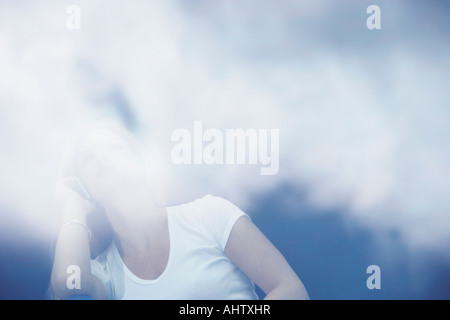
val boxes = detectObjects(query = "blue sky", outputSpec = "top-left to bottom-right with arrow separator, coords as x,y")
0,0 -> 449,299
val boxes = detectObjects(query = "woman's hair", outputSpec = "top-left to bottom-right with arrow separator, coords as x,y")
55,120 -> 166,258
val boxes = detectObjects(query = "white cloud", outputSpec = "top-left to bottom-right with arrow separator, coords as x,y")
0,0 -> 449,252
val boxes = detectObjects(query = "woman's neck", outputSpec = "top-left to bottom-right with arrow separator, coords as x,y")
102,184 -> 168,257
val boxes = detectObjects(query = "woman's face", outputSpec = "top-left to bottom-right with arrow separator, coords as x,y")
76,128 -> 144,201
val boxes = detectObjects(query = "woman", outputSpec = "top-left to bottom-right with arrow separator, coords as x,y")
50,121 -> 309,300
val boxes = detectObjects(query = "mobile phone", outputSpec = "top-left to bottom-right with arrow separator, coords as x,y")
63,177 -> 93,201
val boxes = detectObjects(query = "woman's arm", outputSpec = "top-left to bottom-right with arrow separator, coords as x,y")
225,216 -> 309,300
50,178 -> 106,300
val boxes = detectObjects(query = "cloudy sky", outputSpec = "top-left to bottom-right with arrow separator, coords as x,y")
0,0 -> 449,298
